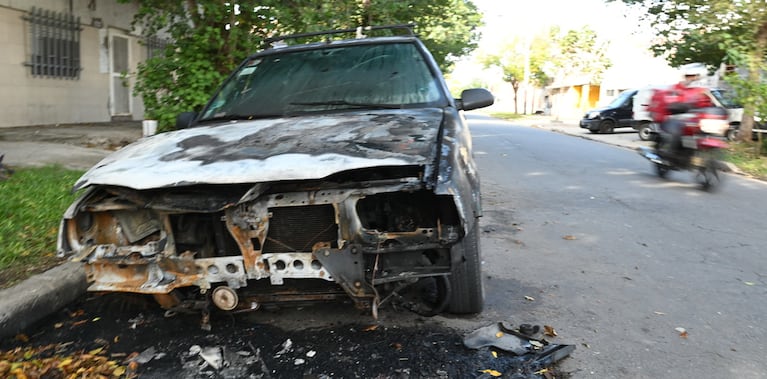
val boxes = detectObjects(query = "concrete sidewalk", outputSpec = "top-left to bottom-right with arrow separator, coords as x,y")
0,121 -> 143,170
0,122 -> 144,339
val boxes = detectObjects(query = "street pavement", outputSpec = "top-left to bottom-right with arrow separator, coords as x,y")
0,116 -> 740,339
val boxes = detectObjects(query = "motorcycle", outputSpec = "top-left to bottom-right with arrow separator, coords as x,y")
638,106 -> 730,191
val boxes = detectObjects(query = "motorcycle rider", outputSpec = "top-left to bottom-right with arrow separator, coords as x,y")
648,63 -> 714,153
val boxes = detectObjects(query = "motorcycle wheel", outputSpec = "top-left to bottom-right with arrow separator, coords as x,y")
654,163 -> 669,178
697,160 -> 722,191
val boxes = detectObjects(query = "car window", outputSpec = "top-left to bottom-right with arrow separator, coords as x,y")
709,89 -> 741,109
201,42 -> 446,120
606,91 -> 634,108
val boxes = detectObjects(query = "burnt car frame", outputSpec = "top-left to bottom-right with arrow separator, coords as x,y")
57,25 -> 494,319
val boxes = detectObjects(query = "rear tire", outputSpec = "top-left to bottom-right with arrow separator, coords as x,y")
447,218 -> 484,314
726,128 -> 739,141
655,163 -> 669,178
638,123 -> 653,141
698,160 -> 722,191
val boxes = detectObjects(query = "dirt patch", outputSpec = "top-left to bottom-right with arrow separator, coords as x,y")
0,255 -> 66,290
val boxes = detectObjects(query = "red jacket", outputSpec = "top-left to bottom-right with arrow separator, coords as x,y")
648,83 -> 714,123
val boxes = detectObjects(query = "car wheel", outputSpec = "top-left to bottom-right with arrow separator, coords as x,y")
726,128 -> 739,141
638,123 -> 653,141
599,120 -> 615,133
448,217 -> 484,314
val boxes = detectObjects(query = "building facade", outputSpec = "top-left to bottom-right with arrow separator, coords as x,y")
0,0 -> 147,128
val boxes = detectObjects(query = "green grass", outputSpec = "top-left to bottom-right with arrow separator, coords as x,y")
0,166 -> 84,284
724,141 -> 767,180
488,112 -> 527,121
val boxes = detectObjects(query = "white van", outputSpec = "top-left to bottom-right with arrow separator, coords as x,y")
632,86 -> 743,140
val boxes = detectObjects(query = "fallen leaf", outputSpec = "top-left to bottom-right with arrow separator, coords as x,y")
68,309 -> 85,318
70,320 -> 88,328
480,369 -> 502,377
92,317 -> 101,322
529,340 -> 544,349
390,343 -> 402,350
14,334 -> 29,343
54,323 -> 64,329
744,281 -> 755,286
543,325 -> 558,337
675,327 -> 688,338
562,235 -> 577,240
113,336 -> 120,343
362,325 -> 378,332
653,311 -> 666,315
89,347 -> 104,355
524,296 -> 535,301
495,331 -> 504,338
491,351 -> 498,358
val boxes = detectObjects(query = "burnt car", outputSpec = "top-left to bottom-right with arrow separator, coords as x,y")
57,25 -> 494,320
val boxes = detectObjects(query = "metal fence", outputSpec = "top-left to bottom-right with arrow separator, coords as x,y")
23,7 -> 82,79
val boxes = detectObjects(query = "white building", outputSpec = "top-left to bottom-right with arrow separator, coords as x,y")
0,0 -> 148,128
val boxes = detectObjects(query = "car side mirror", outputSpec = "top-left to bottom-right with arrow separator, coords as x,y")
458,88 -> 494,111
176,112 -> 197,129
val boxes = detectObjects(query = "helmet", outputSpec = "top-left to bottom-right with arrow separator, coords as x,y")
680,63 -> 706,86
681,63 -> 706,77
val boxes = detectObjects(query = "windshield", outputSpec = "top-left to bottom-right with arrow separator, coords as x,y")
200,42 -> 447,120
606,90 -> 634,108
710,89 -> 741,109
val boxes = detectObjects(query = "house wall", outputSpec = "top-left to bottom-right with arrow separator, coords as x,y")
0,1 -> 145,128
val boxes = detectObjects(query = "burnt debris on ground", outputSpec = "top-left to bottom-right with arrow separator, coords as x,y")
1,294 -> 574,378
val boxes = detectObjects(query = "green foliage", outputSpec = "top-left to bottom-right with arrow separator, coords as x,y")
479,26 -> 610,114
123,0 -> 483,131
550,26 -> 612,84
0,166 -> 84,271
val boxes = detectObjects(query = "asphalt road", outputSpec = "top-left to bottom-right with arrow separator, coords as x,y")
3,115 -> 766,378
469,114 -> 767,378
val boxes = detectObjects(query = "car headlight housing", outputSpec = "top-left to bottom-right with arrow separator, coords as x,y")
588,111 -> 601,119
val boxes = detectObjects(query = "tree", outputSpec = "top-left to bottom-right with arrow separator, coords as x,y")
549,26 -> 612,85
480,26 -> 610,114
123,0 -> 483,131
613,0 -> 767,142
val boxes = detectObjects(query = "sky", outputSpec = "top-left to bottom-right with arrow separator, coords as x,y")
450,0 -> 680,98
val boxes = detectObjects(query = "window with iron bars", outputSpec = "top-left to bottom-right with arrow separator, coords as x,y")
144,36 -> 168,59
23,7 -> 82,79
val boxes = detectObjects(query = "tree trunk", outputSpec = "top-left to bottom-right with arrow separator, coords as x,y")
741,20 -> 767,141
512,82 -> 520,114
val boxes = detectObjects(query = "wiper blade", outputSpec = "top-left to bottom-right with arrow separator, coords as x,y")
197,113 -> 283,123
290,100 -> 402,109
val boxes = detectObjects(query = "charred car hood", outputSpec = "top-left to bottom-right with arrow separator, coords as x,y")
74,109 -> 444,191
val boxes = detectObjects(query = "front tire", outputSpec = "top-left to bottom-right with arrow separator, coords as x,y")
447,218 -> 484,314
698,160 -> 722,191
599,119 -> 615,134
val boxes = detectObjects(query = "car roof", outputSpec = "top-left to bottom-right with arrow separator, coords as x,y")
259,35 -> 424,55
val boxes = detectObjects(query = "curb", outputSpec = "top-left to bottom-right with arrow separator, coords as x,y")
0,262 -> 87,339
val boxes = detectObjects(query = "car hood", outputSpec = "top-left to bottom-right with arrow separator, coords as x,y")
74,109 -> 444,191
